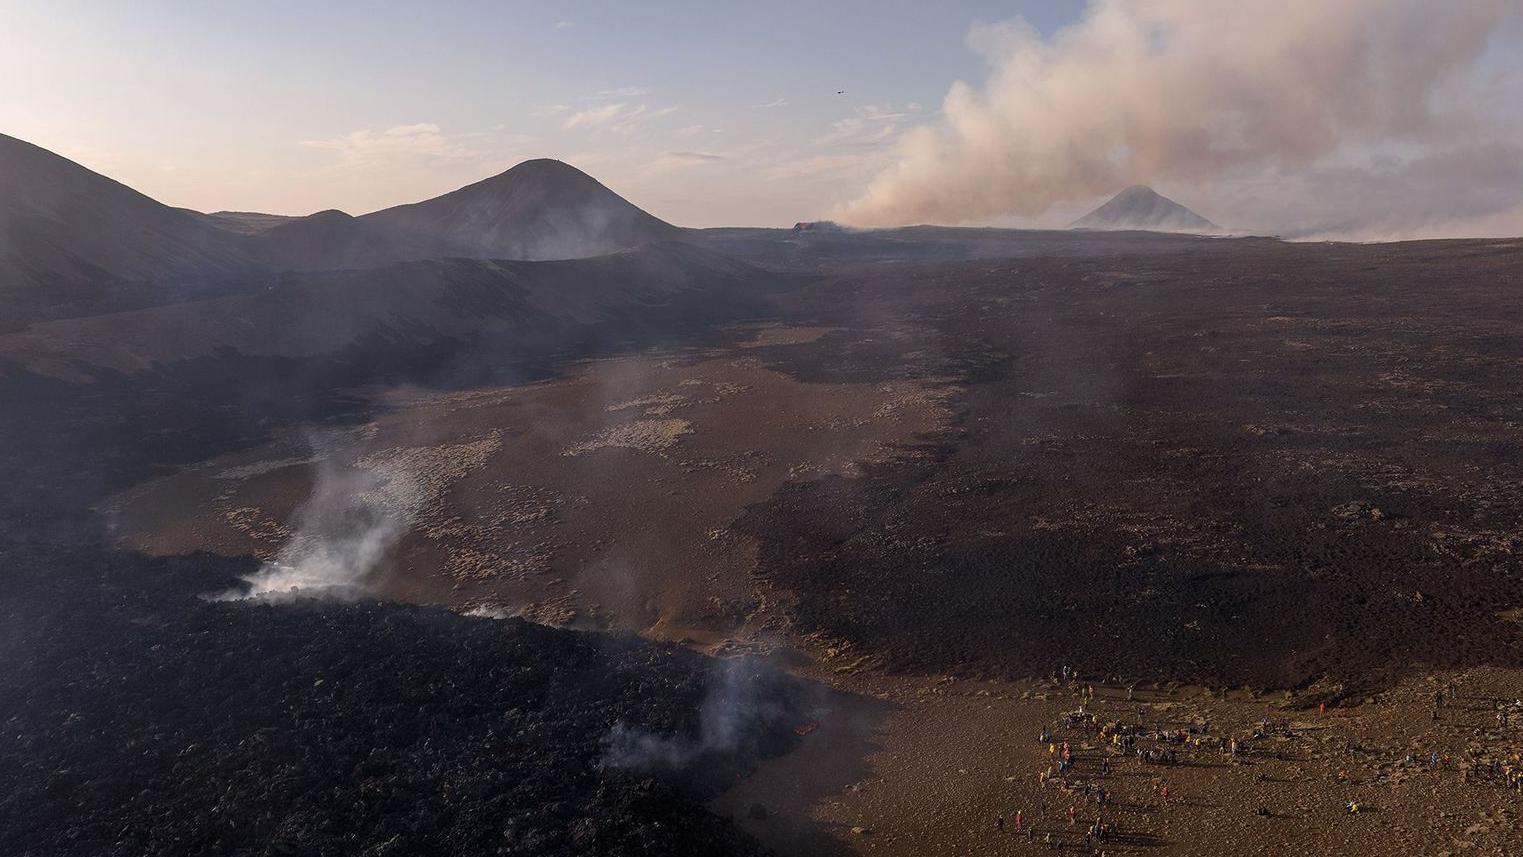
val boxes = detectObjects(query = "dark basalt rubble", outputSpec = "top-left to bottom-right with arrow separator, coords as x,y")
737,243 -> 1523,696
0,545 -> 804,857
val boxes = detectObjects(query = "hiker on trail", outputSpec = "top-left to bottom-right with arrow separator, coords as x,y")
1015,811 -> 1024,831
1069,805 -> 1077,826
997,815 -> 1005,832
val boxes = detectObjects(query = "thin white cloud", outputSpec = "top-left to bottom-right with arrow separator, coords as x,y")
295,124 -> 540,196
300,123 -> 484,164
596,86 -> 651,99
818,103 -> 923,147
666,151 -> 726,163
642,150 -> 728,176
753,97 -> 790,109
767,149 -> 895,181
562,102 -> 679,134
554,20 -> 574,29
562,103 -> 625,129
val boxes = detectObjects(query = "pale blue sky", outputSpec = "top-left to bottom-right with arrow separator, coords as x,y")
0,0 -> 1087,225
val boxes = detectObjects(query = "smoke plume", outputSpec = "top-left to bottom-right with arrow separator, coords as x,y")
839,0 -> 1521,236
214,434 -> 408,602
215,454 -> 406,602
213,430 -> 502,602
603,657 -> 791,771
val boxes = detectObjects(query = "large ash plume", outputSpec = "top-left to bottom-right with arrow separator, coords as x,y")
840,0 -> 1522,237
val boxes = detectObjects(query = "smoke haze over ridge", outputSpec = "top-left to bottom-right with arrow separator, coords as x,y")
839,0 -> 1523,238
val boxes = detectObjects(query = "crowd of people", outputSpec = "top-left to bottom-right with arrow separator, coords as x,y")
997,670 -> 1194,854
980,671 -> 1523,853
993,669 -> 1371,853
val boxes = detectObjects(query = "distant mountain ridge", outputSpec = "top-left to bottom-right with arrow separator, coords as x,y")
360,158 -> 680,262
0,133 -> 254,324
254,159 -> 681,272
0,134 -> 684,324
250,209 -> 458,272
1072,186 -> 1217,233
188,210 -> 296,235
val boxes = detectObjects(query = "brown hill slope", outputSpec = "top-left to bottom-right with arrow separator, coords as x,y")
0,134 -> 254,325
359,158 -> 681,261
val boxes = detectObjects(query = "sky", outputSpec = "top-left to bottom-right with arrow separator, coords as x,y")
0,0 -> 1083,226
2,1 -> 1520,237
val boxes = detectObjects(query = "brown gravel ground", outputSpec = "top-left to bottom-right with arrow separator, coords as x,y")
716,664 -> 1523,856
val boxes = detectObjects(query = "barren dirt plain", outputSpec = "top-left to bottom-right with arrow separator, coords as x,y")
10,229 -> 1523,855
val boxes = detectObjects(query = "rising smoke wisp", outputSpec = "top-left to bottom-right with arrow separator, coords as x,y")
215,453 -> 407,602
604,657 -> 793,771
215,430 -> 503,602
839,0 -> 1522,237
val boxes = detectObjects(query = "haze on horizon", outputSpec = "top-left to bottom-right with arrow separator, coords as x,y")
3,0 -> 1521,239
